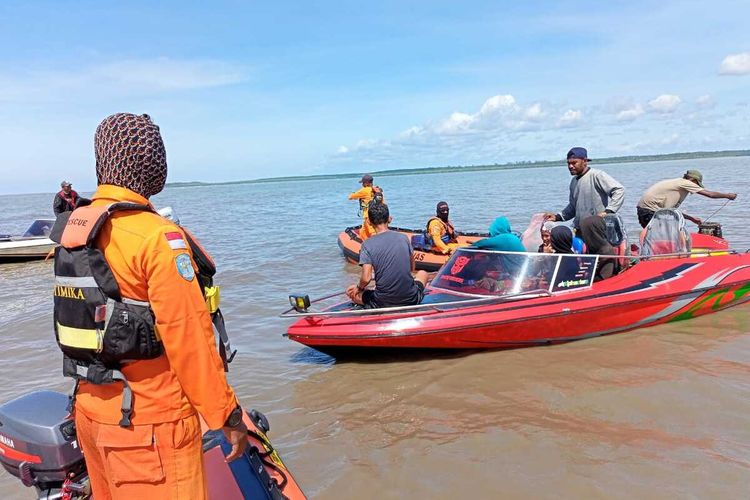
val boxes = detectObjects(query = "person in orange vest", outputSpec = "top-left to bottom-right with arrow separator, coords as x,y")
427,201 -> 459,254
348,173 -> 384,240
53,113 -> 247,499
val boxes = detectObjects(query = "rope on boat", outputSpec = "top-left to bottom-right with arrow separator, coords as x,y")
703,199 -> 731,223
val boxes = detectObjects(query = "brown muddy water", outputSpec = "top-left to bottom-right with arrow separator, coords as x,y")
1,157 -> 749,498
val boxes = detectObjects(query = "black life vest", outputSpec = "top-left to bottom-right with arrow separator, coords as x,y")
426,217 -> 457,245
358,186 -> 385,214
51,203 -> 235,427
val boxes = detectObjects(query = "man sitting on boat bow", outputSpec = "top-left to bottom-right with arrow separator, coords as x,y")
346,201 -> 429,309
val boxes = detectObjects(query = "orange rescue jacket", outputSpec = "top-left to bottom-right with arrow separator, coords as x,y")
73,185 -> 238,430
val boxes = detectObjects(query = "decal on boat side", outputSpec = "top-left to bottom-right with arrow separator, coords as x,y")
451,255 -> 470,275
670,281 -> 750,321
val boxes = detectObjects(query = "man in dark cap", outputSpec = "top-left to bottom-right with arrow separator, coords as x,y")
348,173 -> 385,240
52,180 -> 80,215
636,169 -> 737,228
545,147 -> 625,229
426,201 -> 459,254
55,113 -> 247,498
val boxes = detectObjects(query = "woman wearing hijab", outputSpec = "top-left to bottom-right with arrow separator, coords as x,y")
472,216 -> 526,252
549,226 -> 575,254
578,215 -> 618,281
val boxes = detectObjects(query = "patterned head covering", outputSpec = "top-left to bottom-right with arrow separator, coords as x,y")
95,113 -> 167,199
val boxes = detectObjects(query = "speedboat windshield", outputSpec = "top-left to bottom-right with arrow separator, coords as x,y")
23,219 -> 54,237
641,209 -> 690,256
432,248 -> 598,296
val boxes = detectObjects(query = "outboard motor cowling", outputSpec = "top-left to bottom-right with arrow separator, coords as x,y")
0,391 -> 85,494
698,222 -> 723,239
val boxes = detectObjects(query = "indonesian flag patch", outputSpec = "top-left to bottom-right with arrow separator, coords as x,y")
165,231 -> 187,250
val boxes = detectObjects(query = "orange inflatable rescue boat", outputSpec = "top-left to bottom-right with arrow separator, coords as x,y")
338,225 -> 487,272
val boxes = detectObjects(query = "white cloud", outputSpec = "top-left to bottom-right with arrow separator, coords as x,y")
648,94 -> 681,113
335,93 -> 558,157
329,84 -> 735,168
611,133 -> 681,154
93,59 -> 245,91
524,103 -> 545,121
355,139 -> 378,149
719,52 -> 750,75
661,133 -> 680,146
336,145 -> 349,154
400,126 -> 424,138
437,112 -> 475,134
696,94 -> 715,108
0,58 -> 246,102
478,94 -> 517,116
616,104 -> 645,121
557,109 -> 583,128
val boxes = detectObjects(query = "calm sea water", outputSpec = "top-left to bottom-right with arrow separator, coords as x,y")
1,157 -> 749,498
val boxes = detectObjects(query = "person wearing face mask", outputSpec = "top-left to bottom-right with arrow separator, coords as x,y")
544,147 -> 625,230
426,201 -> 459,254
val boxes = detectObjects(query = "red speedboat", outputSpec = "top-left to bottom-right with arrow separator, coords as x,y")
285,230 -> 749,351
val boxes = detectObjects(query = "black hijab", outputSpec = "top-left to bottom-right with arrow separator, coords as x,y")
550,226 -> 574,253
579,216 -> 615,255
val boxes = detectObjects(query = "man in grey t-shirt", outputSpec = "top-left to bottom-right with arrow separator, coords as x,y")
545,147 -> 625,229
346,202 -> 428,308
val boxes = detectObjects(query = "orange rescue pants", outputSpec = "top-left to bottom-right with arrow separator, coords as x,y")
359,217 -> 375,240
75,410 -> 208,500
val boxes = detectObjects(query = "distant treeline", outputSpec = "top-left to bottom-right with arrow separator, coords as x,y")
166,149 -> 750,188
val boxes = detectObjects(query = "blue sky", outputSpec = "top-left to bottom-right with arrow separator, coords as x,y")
0,0 -> 748,194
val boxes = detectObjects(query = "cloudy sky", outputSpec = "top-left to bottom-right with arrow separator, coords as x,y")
0,0 -> 748,194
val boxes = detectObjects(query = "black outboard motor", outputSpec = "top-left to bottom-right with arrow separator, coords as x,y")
0,391 -> 89,499
698,222 -> 723,239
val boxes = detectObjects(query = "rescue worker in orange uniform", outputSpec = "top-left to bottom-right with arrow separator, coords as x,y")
58,114 -> 247,499
348,173 -> 384,240
427,201 -> 459,254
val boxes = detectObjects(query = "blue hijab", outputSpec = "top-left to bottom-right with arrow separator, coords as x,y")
472,217 -> 526,252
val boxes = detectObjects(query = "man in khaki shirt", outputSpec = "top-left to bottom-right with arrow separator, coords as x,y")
636,169 -> 737,228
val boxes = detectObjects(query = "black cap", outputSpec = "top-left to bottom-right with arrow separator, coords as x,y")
360,174 -> 374,184
437,201 -> 449,212
566,147 -> 588,160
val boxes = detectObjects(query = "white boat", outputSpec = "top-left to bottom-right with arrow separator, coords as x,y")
0,219 -> 56,263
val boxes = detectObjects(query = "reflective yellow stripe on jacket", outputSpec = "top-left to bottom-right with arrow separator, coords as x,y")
57,323 -> 101,351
